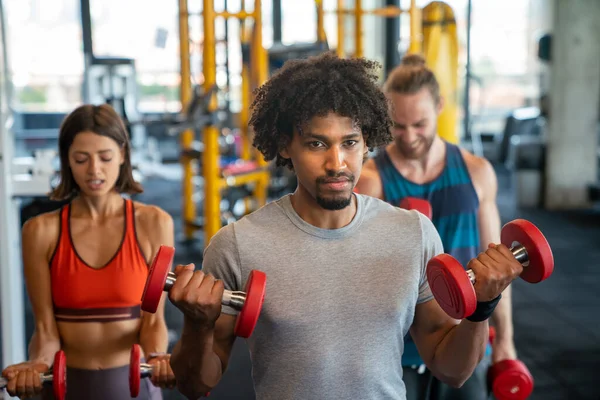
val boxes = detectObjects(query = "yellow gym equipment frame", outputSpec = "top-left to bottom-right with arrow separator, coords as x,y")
178,0 -> 270,246
333,0 -> 422,58
422,1 -> 459,144
332,0 -> 459,144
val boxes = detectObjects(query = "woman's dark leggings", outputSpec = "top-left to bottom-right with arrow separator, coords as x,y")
41,364 -> 163,400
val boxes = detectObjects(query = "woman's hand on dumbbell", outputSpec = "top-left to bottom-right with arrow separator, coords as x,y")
168,264 -> 225,329
1,360 -> 49,398
147,354 -> 176,390
491,336 -> 517,364
468,243 -> 524,302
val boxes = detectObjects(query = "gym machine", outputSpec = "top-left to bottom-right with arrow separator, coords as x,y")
79,0 -> 159,180
1,144 -> 60,372
0,0 -> 68,371
333,0 -> 422,59
0,103 -> 61,378
332,0 -> 459,145
265,0 -> 330,73
178,0 -> 271,246
0,0 -> 22,372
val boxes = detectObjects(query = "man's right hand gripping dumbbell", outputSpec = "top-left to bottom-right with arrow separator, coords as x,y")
169,263 -> 227,330
141,245 -> 267,338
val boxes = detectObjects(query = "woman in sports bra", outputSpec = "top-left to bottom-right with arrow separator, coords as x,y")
1,104 -> 175,399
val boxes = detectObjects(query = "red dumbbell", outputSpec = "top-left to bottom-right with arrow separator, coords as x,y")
129,344 -> 209,398
0,351 -> 67,400
141,245 -> 267,338
426,219 -> 554,319
128,344 -> 152,398
487,327 -> 534,399
488,359 -> 534,400
399,197 -> 433,220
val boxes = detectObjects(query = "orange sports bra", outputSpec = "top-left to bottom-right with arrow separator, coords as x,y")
49,199 -> 150,323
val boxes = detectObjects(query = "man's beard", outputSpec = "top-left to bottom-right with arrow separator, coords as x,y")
315,172 -> 354,210
396,133 -> 435,160
316,194 -> 353,210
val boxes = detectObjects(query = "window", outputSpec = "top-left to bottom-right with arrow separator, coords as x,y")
4,0 -> 84,112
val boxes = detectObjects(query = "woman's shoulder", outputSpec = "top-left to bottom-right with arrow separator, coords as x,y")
22,207 -> 62,251
131,200 -> 173,229
23,207 -> 62,232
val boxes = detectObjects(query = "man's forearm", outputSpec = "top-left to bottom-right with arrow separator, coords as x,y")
430,320 -> 488,387
170,318 -> 223,399
490,284 -> 514,341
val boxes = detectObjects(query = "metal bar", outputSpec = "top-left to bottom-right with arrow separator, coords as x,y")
79,0 -> 93,57
408,0 -> 422,54
355,0 -> 363,57
202,0 -> 222,244
219,171 -> 270,190
272,0 -> 282,43
216,11 -> 255,19
463,0 -> 472,141
240,33 -> 251,162
224,0 -> 230,111
239,1 -> 252,214
328,9 -> 356,15
337,0 -> 344,57
178,0 -> 196,239
253,0 -> 268,88
0,0 -> 26,370
384,0 -> 401,76
316,0 -> 326,43
80,0 -> 93,102
328,7 -> 404,16
251,0 -> 269,209
368,6 -> 403,17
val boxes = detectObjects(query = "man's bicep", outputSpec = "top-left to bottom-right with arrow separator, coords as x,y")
201,224 -> 242,315
416,213 -> 445,299
411,212 -> 452,366
410,299 -> 459,368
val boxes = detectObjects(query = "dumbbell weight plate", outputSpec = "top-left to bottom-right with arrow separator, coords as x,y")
399,197 -> 433,220
426,254 -> 477,320
129,344 -> 142,397
53,350 -> 67,400
488,359 -> 534,400
141,246 -> 175,313
233,270 -> 267,338
501,219 -> 554,283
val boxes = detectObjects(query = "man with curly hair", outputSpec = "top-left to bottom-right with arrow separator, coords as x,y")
167,52 -> 520,400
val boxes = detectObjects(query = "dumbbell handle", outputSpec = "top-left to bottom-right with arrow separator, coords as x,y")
140,363 -> 153,379
164,272 -> 247,310
0,372 -> 53,387
466,243 -> 529,284
138,363 -> 209,398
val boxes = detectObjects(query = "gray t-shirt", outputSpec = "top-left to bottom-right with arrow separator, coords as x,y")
202,193 -> 444,400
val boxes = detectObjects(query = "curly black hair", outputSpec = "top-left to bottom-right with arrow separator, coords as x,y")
249,51 -> 393,169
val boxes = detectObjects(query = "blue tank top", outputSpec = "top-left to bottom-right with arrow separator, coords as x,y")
373,141 -> 491,365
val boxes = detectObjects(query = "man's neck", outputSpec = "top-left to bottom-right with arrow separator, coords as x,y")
289,186 -> 357,230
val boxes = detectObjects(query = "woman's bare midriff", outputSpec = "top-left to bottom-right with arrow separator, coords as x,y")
57,318 -> 143,369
